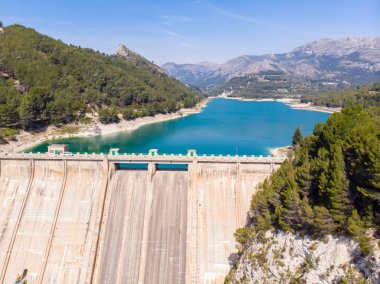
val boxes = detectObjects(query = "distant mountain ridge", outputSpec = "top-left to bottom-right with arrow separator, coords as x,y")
162,37 -> 380,94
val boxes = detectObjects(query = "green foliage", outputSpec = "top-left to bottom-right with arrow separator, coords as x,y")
98,108 -> 120,124
302,82 -> 380,108
236,105 -> 380,245
234,227 -> 254,245
0,128 -> 19,144
0,24 -> 202,131
358,236 -> 374,256
347,210 -> 365,236
292,127 -> 303,146
210,71 -> 338,98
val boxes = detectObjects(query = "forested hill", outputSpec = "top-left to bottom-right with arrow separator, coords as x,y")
228,95 -> 380,281
301,82 -> 380,108
246,105 -> 380,238
0,25 -> 202,131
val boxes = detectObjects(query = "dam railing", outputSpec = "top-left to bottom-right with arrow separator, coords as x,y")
0,150 -> 286,164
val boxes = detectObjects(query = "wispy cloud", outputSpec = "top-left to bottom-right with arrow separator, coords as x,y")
161,15 -> 192,23
157,29 -> 196,49
208,3 -> 268,26
178,42 -> 196,49
201,1 -> 289,33
157,28 -> 195,42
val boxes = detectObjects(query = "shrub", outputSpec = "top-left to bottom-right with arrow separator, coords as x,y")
358,236 -> 374,256
98,108 -> 120,124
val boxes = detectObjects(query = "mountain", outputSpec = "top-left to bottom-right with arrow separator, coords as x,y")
116,44 -> 164,73
0,25 -> 201,131
162,37 -> 380,95
161,61 -> 224,90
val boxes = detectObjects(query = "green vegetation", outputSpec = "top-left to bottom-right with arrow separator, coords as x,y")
0,25 -> 202,134
292,127 -> 302,146
301,82 -> 380,108
210,71 -> 338,98
98,108 -> 120,124
235,104 -> 380,254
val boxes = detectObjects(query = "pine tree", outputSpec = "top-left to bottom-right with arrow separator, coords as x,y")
325,143 -> 351,226
313,206 -> 336,235
296,197 -> 315,233
292,127 -> 303,146
347,209 -> 365,236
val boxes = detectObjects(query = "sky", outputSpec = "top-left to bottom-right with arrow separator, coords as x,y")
1,0 -> 379,64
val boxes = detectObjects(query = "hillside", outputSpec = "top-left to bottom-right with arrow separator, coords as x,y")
227,100 -> 380,282
116,44 -> 164,73
162,61 -> 224,90
0,25 -> 202,133
162,37 -> 380,96
301,81 -> 380,108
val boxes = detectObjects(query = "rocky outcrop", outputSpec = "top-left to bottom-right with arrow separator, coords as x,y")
117,44 -> 164,73
227,231 -> 380,283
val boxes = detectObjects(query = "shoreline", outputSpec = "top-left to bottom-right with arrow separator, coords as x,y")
278,99 -> 341,114
214,95 -> 340,113
270,145 -> 292,157
1,98 -> 209,154
0,96 -> 334,155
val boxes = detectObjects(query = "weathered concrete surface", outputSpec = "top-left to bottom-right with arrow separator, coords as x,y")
3,160 -> 64,283
95,170 -> 188,284
0,159 -> 32,276
187,163 -> 277,283
0,158 -> 280,284
41,161 -> 107,283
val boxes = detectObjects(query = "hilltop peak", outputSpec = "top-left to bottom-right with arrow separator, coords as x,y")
292,37 -> 380,57
116,44 -> 163,73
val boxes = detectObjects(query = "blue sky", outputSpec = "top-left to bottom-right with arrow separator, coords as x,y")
1,0 -> 379,64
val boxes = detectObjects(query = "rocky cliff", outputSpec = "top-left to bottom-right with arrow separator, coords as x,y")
117,44 -> 164,73
226,231 -> 380,283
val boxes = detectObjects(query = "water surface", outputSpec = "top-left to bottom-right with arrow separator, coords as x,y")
30,99 -> 330,155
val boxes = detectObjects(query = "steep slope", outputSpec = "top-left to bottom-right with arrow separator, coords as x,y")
226,102 -> 380,283
162,37 -> 380,94
116,44 -> 164,73
162,61 -> 224,90
0,25 -> 201,131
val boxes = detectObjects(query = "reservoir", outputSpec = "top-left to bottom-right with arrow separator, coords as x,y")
30,99 -> 330,155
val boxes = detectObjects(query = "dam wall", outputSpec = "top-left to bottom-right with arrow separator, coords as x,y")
0,154 -> 283,283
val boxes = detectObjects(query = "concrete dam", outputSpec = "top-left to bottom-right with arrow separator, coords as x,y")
0,151 -> 284,283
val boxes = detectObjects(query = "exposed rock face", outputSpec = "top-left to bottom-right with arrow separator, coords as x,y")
116,44 -> 164,73
161,61 -> 223,89
226,231 -> 380,283
162,37 -> 380,91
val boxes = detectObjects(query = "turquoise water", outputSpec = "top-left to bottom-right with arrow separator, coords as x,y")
30,99 -> 330,155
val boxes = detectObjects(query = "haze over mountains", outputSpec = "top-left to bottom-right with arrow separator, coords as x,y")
162,37 -> 380,94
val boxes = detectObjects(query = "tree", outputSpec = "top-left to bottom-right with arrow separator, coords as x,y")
0,103 -> 19,128
19,87 -> 52,129
292,127 -> 303,146
98,108 -> 120,124
325,143 -> 350,226
347,209 -> 365,236
313,206 -> 336,235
